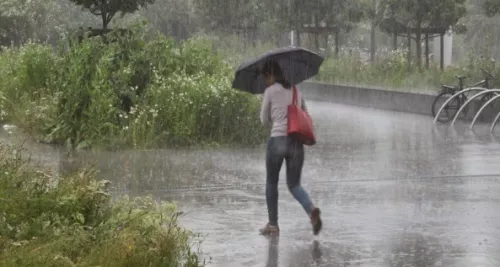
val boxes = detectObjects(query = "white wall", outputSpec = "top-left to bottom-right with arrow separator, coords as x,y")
433,30 -> 453,67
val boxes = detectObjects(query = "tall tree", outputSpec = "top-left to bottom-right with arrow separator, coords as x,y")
360,0 -> 389,61
69,0 -> 155,29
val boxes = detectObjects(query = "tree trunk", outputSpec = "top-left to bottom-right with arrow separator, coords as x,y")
415,28 -> 422,70
370,0 -> 377,62
440,33 -> 444,70
407,33 -> 412,71
172,20 -> 179,40
393,33 -> 397,50
243,30 -> 247,51
335,31 -> 340,57
324,34 -> 329,56
425,34 -> 429,68
251,23 -> 257,47
102,15 -> 108,30
370,21 -> 376,62
314,32 -> 320,52
101,5 -> 108,30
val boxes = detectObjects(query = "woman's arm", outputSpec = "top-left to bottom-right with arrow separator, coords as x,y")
295,86 -> 308,112
301,97 -> 308,112
260,89 -> 272,127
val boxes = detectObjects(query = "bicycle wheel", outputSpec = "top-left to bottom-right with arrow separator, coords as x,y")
432,91 -> 462,123
476,93 -> 496,120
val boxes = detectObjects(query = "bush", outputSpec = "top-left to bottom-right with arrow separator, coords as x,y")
0,25 -> 266,150
0,143 -> 205,266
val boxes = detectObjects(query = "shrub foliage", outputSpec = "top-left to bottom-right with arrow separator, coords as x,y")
0,143 -> 206,266
0,26 -> 266,149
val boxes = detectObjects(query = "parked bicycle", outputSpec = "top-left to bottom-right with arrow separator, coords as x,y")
431,68 -> 495,123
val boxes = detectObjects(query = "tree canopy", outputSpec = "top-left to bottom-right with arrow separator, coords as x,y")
69,0 -> 155,29
311,0 -> 364,54
194,0 -> 266,33
380,0 -> 466,34
380,0 -> 466,68
483,0 -> 500,16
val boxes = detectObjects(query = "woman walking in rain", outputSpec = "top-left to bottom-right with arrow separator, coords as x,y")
258,59 -> 322,236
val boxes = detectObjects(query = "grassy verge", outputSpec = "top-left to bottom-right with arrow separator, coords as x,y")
0,143 -> 205,266
0,25 -> 267,150
315,50 -> 500,94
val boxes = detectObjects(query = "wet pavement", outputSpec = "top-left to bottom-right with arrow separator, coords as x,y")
169,102 -> 500,267
2,101 -> 500,266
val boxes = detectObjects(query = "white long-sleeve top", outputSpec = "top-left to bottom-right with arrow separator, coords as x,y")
260,83 -> 307,137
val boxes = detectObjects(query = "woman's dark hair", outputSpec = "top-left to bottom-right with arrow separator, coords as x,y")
262,59 -> 292,89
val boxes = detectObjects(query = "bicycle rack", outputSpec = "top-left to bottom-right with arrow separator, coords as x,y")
491,111 -> 500,132
433,87 -> 488,124
470,93 -> 500,130
451,89 -> 500,126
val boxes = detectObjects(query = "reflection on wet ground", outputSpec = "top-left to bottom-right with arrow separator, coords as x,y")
2,101 -> 500,266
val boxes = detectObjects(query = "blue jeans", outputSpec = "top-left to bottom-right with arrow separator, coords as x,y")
266,136 -> 314,226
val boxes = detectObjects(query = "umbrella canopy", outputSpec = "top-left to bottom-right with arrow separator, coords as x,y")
231,46 -> 325,94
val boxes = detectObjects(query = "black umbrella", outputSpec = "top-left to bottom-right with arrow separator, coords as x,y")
231,46 -> 325,94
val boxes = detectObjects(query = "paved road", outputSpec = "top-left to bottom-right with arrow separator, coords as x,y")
3,101 -> 500,267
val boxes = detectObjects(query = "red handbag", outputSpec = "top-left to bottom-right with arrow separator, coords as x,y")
287,85 -> 316,146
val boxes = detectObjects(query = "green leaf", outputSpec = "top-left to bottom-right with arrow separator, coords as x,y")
74,213 -> 85,224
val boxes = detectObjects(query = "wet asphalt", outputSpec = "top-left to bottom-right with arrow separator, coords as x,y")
2,101 -> 500,266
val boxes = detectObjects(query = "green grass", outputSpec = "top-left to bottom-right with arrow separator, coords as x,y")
0,143 -> 206,267
0,26 -> 267,150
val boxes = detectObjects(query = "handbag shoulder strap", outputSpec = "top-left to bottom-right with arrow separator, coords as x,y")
292,85 -> 298,105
